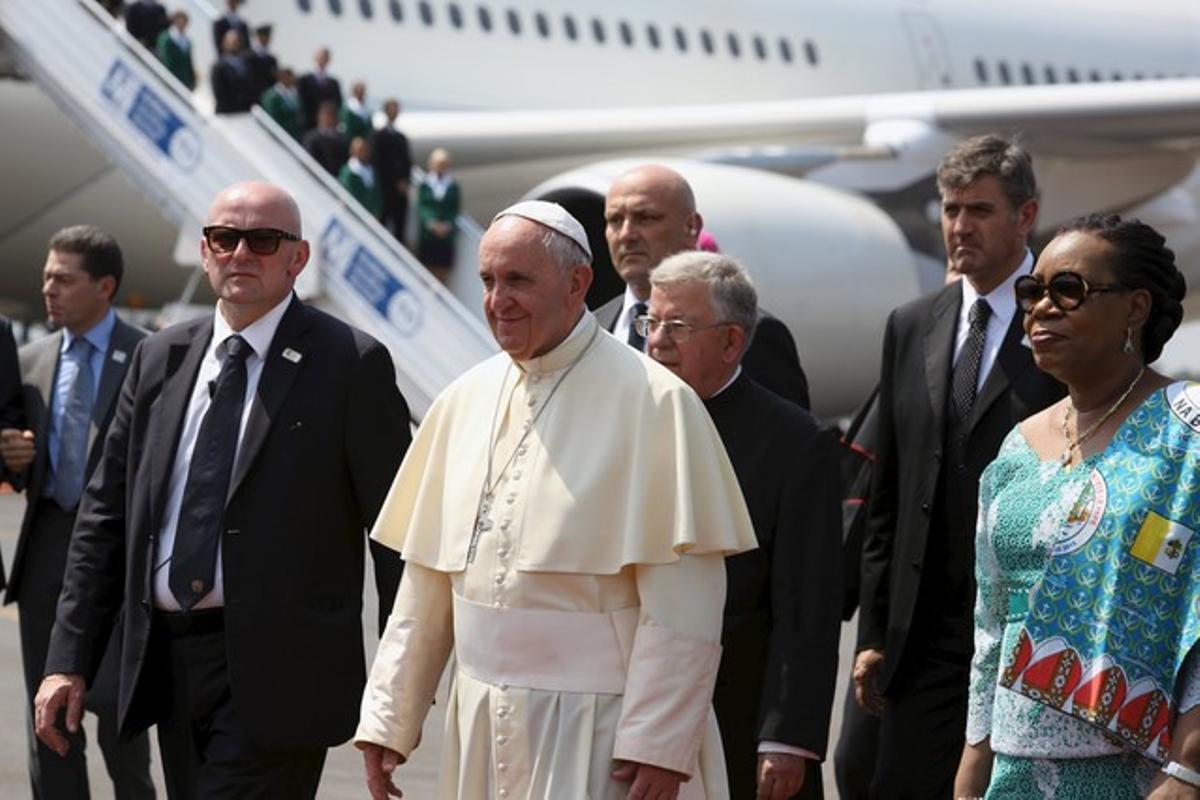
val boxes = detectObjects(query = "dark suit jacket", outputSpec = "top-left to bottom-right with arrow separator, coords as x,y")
297,71 -> 344,131
211,55 -> 254,113
45,297 -> 412,751
594,294 -> 811,409
212,14 -> 250,52
3,318 -> 144,605
124,0 -> 169,49
371,126 -> 413,195
706,374 -> 841,798
302,127 -> 349,177
857,281 -> 1063,689
245,48 -> 278,99
0,316 -> 25,592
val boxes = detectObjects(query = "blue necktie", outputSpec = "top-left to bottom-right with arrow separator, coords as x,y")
53,337 -> 95,510
169,335 -> 250,610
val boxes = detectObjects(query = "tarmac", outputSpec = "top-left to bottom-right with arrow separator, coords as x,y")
0,491 -> 855,798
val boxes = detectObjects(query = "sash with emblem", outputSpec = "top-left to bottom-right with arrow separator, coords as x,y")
998,382 -> 1200,762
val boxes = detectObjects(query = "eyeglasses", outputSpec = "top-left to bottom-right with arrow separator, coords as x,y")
1013,271 -> 1129,313
202,226 -> 300,255
634,315 -> 732,342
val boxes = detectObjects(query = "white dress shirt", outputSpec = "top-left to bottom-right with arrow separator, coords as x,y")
952,250 -> 1033,391
152,294 -> 293,610
613,285 -> 648,350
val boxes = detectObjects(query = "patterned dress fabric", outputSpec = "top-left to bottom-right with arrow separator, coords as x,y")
968,395 -> 1200,797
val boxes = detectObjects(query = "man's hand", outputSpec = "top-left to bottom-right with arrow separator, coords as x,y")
34,673 -> 86,757
362,742 -> 406,799
757,752 -> 808,800
0,428 -> 35,474
853,648 -> 887,716
612,759 -> 686,799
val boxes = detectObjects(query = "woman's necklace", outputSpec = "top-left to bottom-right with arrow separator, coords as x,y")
1058,365 -> 1145,466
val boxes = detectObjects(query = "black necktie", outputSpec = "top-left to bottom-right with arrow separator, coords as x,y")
626,302 -> 648,351
169,335 -> 251,610
951,299 -> 992,421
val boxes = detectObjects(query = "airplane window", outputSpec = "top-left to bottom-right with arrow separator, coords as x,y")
328,0 -> 342,16
563,15 -> 578,41
449,3 -> 463,28
727,32 -> 741,59
1089,69 -> 1101,81
359,0 -> 373,18
591,18 -> 606,43
298,0 -> 311,10
700,29 -> 714,55
646,24 -> 660,49
753,35 -> 767,61
1021,63 -> 1035,84
1066,67 -> 1080,83
779,38 -> 793,63
998,62 -> 1011,85
974,58 -> 988,83
619,21 -> 633,47
804,39 -> 818,66
1112,71 -> 1123,81
1133,72 -> 1145,81
507,8 -> 521,34
1044,65 -> 1057,84
417,0 -> 432,24
674,26 -> 688,52
535,11 -> 549,37
477,5 -> 491,30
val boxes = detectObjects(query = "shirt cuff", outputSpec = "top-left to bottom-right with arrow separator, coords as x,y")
757,741 -> 820,760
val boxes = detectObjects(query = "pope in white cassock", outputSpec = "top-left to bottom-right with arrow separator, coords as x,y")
355,201 -> 757,799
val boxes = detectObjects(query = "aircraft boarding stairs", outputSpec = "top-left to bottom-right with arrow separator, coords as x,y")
0,0 -> 495,417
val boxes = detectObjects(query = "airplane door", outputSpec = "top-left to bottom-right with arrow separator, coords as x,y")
900,10 -> 953,88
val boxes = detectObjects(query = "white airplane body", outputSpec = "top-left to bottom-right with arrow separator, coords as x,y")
3,0 -> 1200,412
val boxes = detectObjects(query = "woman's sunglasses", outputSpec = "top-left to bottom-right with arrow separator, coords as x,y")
1014,271 -> 1129,313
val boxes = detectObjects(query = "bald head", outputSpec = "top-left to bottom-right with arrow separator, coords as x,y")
202,181 -> 309,330
604,164 -> 702,300
206,181 -> 302,236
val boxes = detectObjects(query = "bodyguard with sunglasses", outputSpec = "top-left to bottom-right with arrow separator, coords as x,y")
955,217 -> 1197,797
35,181 -> 412,798
853,135 -> 1064,798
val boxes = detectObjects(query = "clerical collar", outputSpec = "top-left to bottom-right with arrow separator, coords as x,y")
705,365 -> 743,400
515,310 -> 595,376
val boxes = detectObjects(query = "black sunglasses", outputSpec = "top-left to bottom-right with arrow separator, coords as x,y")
1014,271 -> 1129,313
202,226 -> 300,256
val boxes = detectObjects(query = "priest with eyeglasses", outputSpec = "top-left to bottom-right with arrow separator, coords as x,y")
356,200 -> 756,799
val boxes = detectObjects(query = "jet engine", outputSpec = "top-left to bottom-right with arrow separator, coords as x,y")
524,159 -> 921,416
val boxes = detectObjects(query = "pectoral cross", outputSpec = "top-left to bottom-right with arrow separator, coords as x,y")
466,494 -> 493,564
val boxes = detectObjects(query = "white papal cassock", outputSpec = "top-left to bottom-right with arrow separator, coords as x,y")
355,311 -> 757,798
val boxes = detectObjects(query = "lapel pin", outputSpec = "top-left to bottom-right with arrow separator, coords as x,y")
112,350 -> 127,363
282,348 -> 303,363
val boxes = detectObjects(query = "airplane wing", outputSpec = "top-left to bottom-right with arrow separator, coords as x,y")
399,78 -> 1200,168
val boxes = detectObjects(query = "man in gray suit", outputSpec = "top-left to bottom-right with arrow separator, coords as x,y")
0,225 -> 154,800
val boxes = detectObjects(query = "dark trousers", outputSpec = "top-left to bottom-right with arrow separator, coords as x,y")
870,645 -> 969,800
147,609 -> 326,799
16,500 -> 155,800
833,678 -> 880,800
380,188 -> 408,245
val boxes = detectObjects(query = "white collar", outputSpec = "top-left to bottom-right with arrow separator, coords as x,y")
960,249 -> 1032,323
213,292 -> 293,360
620,284 -> 648,320
706,365 -> 743,399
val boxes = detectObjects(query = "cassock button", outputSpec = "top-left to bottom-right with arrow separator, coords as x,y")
526,395 -> 537,407
522,419 -> 532,430
495,574 -> 506,584
496,735 -> 508,745
497,707 -> 508,718
499,789 -> 509,797
506,494 -> 516,504
512,470 -> 522,480
191,579 -> 205,594
517,446 -> 528,456
500,520 -> 511,530
498,762 -> 508,771
497,548 -> 509,559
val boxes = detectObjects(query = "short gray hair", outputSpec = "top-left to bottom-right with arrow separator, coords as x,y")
541,228 -> 592,270
936,134 -> 1038,211
651,251 -> 757,339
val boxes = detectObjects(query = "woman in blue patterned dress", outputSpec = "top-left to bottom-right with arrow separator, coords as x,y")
954,214 -> 1200,799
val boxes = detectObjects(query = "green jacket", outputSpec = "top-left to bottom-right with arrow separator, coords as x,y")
339,163 -> 383,217
339,106 -> 372,141
417,179 -> 461,244
261,86 -> 304,141
155,30 -> 195,90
